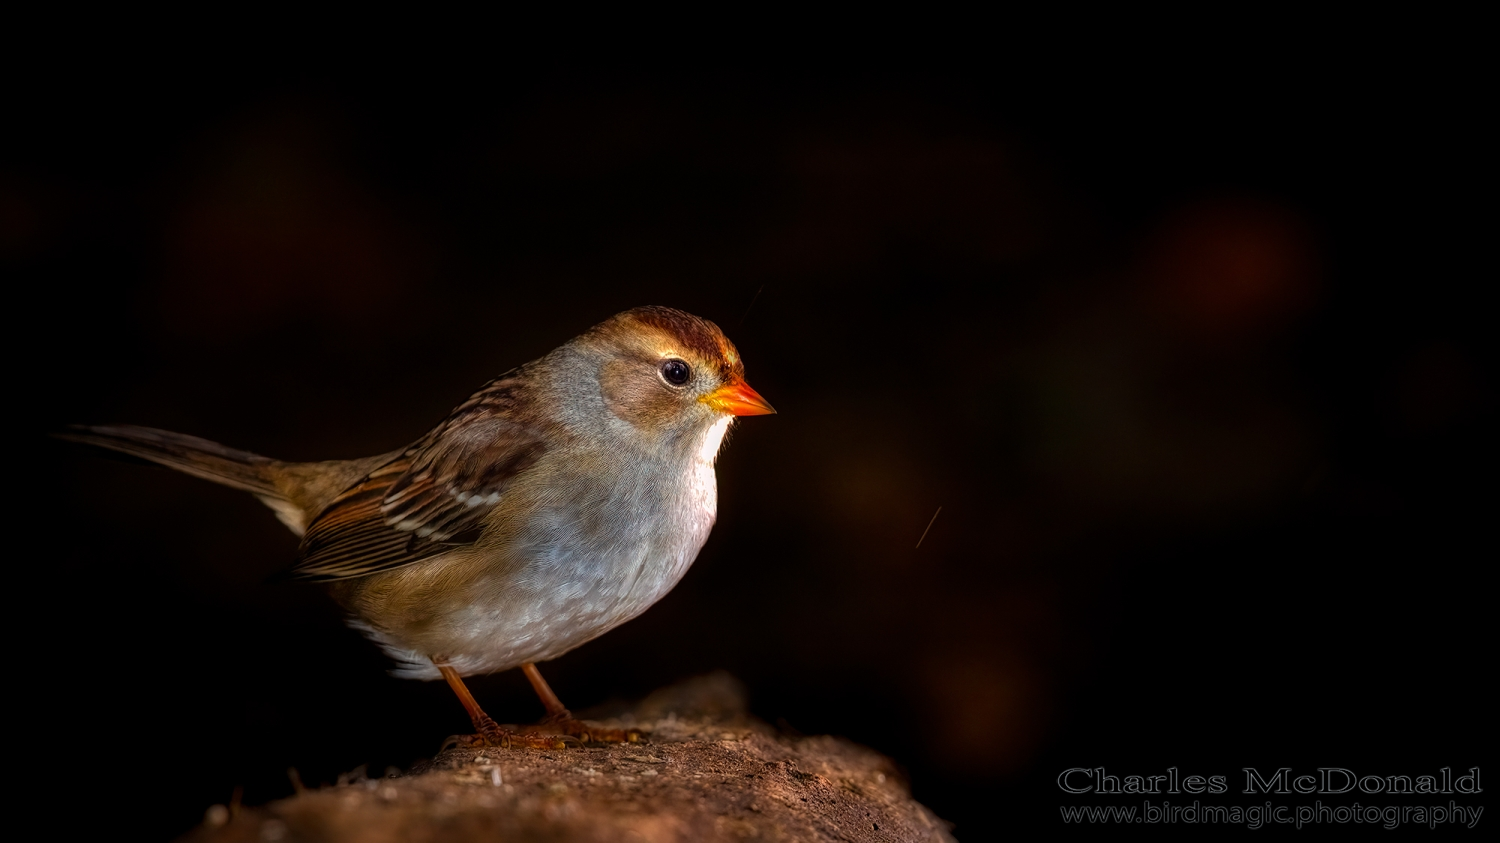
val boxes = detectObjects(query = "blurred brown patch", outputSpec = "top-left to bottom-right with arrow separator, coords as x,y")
157,107 -> 425,340
763,123 -> 1042,276
1011,295 -> 1314,525
918,644 -> 1047,777
1140,198 -> 1318,345
1393,342 -> 1486,433
0,183 -> 40,259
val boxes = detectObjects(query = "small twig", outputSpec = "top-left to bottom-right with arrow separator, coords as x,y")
738,284 -> 766,327
914,506 -> 942,549
288,767 -> 307,795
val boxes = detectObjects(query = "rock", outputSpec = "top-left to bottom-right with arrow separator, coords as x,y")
180,673 -> 954,842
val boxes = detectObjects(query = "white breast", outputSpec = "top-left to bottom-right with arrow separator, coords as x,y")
670,413 -> 733,577
366,413 -> 737,680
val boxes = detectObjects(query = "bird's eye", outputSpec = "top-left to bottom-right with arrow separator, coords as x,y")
660,359 -> 692,386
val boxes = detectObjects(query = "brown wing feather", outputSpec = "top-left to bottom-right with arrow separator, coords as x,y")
290,373 -> 546,582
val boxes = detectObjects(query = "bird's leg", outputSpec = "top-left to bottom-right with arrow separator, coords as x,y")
519,662 -> 645,744
437,663 -> 575,750
520,661 -> 570,719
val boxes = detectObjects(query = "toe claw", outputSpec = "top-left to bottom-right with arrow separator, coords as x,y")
442,732 -> 496,751
533,716 -> 650,745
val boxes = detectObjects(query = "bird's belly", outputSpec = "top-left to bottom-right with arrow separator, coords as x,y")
356,459 -> 718,680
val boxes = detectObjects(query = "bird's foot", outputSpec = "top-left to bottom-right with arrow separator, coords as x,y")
441,713 -> 581,751
441,730 -> 578,751
528,712 -> 647,745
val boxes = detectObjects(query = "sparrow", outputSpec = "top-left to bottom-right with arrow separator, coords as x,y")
61,306 -> 774,748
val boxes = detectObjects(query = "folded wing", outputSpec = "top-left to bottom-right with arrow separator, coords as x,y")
292,374 -> 545,581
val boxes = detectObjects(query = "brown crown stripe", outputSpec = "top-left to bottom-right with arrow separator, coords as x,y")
622,306 -> 745,382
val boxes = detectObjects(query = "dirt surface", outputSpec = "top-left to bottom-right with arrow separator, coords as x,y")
180,673 -> 954,842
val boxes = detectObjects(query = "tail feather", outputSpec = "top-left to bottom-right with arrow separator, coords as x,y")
56,424 -> 282,498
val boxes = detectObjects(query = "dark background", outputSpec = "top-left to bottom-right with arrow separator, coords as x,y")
8,58 -> 1487,838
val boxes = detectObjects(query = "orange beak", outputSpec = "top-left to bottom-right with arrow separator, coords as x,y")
701,380 -> 776,416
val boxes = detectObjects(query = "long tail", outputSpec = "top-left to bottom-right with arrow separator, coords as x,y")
58,424 -> 404,537
56,424 -> 281,497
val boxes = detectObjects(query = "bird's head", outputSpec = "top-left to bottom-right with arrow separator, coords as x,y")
582,306 -> 774,449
